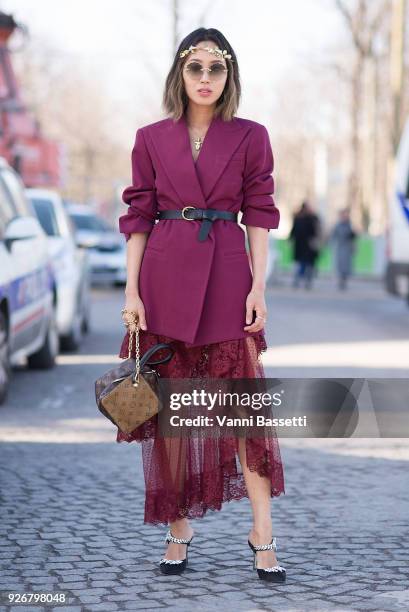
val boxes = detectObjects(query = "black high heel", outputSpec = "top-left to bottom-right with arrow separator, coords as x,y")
159,530 -> 194,575
248,536 -> 286,583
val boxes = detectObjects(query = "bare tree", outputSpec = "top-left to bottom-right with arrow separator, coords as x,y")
13,39 -> 129,210
389,0 -> 408,153
334,0 -> 390,230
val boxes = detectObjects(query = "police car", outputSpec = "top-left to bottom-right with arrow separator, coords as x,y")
0,159 -> 58,405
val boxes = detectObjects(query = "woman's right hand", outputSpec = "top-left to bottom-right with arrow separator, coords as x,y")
122,293 -> 147,331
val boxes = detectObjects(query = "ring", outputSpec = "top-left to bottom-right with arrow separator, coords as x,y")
122,309 -> 139,327
256,316 -> 266,321
121,309 -> 138,317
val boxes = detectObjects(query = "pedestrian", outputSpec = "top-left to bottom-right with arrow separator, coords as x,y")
289,200 -> 321,289
117,28 -> 286,583
330,207 -> 357,290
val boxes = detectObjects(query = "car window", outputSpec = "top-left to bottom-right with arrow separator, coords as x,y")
0,177 -> 17,237
30,197 -> 60,237
69,213 -> 111,232
0,169 -> 32,217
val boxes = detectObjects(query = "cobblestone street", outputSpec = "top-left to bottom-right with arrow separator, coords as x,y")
1,278 -> 409,611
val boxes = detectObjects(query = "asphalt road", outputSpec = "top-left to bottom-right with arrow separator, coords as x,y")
0,274 -> 408,612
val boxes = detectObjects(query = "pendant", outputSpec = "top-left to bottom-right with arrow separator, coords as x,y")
194,136 -> 203,151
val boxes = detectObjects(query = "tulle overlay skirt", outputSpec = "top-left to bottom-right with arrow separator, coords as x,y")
117,330 -> 285,525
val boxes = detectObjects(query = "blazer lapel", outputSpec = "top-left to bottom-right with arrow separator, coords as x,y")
149,114 -> 251,207
195,114 -> 250,201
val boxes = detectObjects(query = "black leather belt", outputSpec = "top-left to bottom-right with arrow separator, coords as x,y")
157,207 -> 238,241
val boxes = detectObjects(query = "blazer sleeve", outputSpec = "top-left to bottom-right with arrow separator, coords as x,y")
240,123 -> 280,232
118,128 -> 157,241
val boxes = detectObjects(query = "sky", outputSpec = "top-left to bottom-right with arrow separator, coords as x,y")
0,0 -> 344,141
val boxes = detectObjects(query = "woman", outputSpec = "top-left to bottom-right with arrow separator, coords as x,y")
117,27 -> 286,583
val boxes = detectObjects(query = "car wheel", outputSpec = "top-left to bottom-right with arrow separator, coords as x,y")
27,307 -> 59,369
81,294 -> 91,334
0,310 -> 11,405
81,314 -> 90,334
60,309 -> 83,351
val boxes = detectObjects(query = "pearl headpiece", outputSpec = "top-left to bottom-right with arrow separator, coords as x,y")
179,45 -> 233,61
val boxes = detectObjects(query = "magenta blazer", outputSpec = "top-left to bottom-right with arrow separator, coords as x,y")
118,114 -> 280,346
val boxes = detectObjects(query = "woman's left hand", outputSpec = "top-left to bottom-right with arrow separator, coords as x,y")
243,288 -> 267,332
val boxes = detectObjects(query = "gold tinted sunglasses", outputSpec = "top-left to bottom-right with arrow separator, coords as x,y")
183,61 -> 228,81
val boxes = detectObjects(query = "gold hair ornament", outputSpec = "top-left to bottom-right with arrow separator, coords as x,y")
179,45 -> 233,61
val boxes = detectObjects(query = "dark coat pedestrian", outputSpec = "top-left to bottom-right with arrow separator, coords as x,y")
289,201 -> 321,288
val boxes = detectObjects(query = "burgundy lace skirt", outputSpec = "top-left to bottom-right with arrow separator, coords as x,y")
117,330 -> 285,525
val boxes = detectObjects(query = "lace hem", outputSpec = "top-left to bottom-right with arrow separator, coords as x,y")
143,444 -> 285,525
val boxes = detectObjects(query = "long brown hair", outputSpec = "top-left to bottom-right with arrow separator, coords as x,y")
162,28 -> 241,122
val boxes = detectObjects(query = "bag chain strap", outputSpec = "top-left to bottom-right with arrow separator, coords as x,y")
121,309 -> 140,386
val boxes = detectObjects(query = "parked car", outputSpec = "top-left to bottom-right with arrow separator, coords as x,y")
0,158 -> 59,404
26,188 -> 91,350
64,203 -> 126,286
385,116 -> 409,304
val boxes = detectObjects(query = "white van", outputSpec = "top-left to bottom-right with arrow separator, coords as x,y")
386,117 -> 409,303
